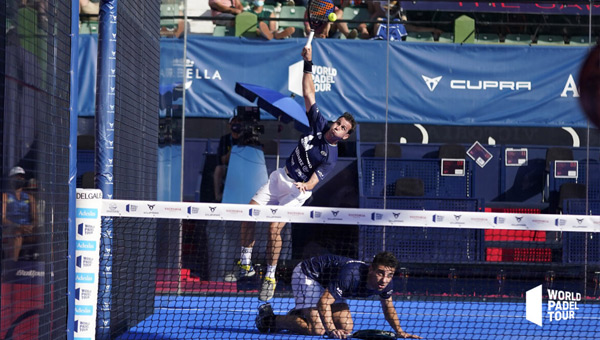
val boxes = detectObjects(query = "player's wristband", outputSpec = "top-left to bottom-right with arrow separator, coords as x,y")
303,60 -> 313,74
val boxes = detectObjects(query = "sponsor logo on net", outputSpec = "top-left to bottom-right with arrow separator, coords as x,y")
526,285 -> 581,326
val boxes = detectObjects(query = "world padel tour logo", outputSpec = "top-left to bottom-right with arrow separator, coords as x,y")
289,60 -> 338,95
526,285 -> 581,326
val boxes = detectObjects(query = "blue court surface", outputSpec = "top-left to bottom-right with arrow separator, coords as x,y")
117,296 -> 600,339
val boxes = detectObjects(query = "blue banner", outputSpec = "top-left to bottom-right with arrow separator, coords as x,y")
78,35 -> 97,117
160,36 -> 590,127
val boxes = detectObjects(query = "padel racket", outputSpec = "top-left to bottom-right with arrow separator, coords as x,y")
305,0 -> 335,48
324,329 -> 398,339
350,329 -> 398,340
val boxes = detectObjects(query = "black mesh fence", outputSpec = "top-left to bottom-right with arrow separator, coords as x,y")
1,0 -> 71,339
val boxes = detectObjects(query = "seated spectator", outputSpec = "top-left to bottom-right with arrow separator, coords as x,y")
2,166 -> 37,261
209,0 -> 244,27
369,1 -> 442,40
79,0 -> 99,16
248,0 -> 295,40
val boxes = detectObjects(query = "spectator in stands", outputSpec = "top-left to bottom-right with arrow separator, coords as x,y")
370,1 -> 442,40
255,251 -> 421,339
248,0 -> 296,40
79,0 -> 99,15
213,116 -> 242,202
2,166 -> 37,262
209,0 -> 244,27
237,44 -> 356,302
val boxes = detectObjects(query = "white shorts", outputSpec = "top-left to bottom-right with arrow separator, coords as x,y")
252,167 -> 312,207
292,263 -> 346,310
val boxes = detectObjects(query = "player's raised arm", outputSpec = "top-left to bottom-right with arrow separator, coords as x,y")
301,46 -> 316,111
380,298 -> 421,339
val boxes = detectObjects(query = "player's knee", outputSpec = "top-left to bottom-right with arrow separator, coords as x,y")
310,327 -> 326,336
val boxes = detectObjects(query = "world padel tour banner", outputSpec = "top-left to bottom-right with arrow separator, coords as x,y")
81,35 -> 592,127
159,36 -> 590,127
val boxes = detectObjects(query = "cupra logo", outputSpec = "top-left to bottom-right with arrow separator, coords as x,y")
422,75 -> 442,92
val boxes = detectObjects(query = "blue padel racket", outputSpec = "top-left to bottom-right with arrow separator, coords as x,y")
305,0 -> 335,48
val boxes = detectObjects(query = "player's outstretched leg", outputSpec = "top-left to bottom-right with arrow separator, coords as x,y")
255,303 -> 276,333
259,276 -> 276,301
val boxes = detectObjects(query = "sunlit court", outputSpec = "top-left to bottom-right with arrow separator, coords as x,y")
3,1 -> 600,339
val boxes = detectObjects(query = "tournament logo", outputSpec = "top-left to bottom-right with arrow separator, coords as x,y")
371,212 -> 383,221
75,287 -> 92,301
288,60 -> 338,95
422,75 -> 442,92
310,211 -> 322,219
187,206 -> 199,214
432,214 -> 444,222
526,285 -> 581,326
125,204 -> 137,212
555,218 -> 567,227
249,208 -> 261,217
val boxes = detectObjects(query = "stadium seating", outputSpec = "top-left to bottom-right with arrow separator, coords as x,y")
569,35 -> 593,46
454,15 -> 475,43
278,5 -> 306,31
342,6 -> 370,30
536,34 -> 565,45
475,33 -> 500,44
504,34 -> 532,45
160,3 -> 179,32
235,11 -> 258,37
213,25 -> 233,37
80,21 -> 98,34
405,32 -> 434,42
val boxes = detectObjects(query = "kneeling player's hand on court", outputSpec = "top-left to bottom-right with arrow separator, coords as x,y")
396,331 -> 422,339
327,329 -> 349,339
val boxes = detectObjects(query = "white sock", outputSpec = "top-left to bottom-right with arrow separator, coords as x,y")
265,265 -> 277,280
241,247 -> 253,266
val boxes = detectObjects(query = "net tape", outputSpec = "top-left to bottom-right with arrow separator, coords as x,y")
101,200 -> 597,233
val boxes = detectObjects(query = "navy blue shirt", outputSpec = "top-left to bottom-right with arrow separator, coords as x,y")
301,255 -> 393,301
285,104 -> 337,183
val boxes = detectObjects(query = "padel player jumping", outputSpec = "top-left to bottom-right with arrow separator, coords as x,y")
237,43 -> 356,301
255,251 -> 421,339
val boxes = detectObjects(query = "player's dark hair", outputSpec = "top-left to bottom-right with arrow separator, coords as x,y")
371,251 -> 399,271
340,112 -> 356,135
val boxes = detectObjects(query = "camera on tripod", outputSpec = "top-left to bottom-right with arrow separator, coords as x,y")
234,106 -> 264,146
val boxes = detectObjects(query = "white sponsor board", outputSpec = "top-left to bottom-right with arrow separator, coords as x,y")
75,189 -> 103,339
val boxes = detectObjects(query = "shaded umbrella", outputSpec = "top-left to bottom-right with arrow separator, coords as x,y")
235,82 -> 310,168
235,82 -> 309,129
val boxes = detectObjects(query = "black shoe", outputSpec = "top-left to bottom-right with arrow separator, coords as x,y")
255,303 -> 275,333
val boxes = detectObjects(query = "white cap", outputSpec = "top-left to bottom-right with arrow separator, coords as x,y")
9,166 -> 25,177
